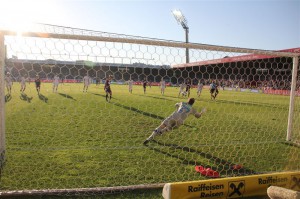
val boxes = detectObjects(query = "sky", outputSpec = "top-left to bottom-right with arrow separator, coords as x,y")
0,0 -> 299,51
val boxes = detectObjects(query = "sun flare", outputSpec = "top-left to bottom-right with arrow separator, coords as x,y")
0,0 -> 61,33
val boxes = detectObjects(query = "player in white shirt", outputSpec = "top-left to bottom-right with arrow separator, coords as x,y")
197,80 -> 204,97
20,76 -> 27,93
143,98 -> 206,145
128,79 -> 134,93
5,72 -> 12,95
83,75 -> 90,92
178,82 -> 186,97
53,75 -> 60,93
160,78 -> 166,95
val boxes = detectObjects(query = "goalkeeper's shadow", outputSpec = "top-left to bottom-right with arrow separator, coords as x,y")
149,140 -> 257,177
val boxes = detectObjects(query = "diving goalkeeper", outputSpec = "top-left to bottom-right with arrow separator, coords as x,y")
143,98 -> 206,145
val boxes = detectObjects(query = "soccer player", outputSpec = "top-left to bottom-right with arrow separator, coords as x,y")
143,98 -> 206,145
35,75 -> 41,95
143,78 -> 147,94
83,74 -> 90,92
209,81 -> 219,100
128,79 -> 134,93
20,75 -> 27,93
5,72 -> 12,95
160,78 -> 166,95
53,74 -> 60,93
197,80 -> 204,97
178,82 -> 186,97
104,75 -> 113,102
185,79 -> 192,97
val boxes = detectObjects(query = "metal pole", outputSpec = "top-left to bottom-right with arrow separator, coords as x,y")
286,56 -> 299,141
185,28 -> 189,64
0,32 -> 5,167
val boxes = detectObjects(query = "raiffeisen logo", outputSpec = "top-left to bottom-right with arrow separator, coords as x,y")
188,183 -> 225,198
258,176 -> 288,185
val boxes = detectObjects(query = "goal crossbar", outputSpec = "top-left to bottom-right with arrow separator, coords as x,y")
0,30 -> 298,58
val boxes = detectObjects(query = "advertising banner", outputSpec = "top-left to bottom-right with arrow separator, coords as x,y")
162,171 -> 300,199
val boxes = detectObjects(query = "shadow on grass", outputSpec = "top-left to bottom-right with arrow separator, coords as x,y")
200,97 -> 287,110
20,93 -> 33,103
38,94 -> 48,103
281,140 -> 300,148
58,93 -> 76,101
91,92 -> 106,98
134,94 -> 175,102
148,140 -> 257,177
91,92 -> 119,101
111,102 -> 164,120
5,94 -> 12,103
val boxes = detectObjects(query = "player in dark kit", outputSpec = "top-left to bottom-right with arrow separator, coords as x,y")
35,75 -> 41,95
185,79 -> 191,97
104,75 -> 113,102
143,78 -> 147,94
209,81 -> 219,100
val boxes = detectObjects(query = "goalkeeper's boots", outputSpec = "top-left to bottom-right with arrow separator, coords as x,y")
143,130 -> 159,145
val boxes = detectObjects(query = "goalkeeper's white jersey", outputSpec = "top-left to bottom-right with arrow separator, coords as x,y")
169,102 -> 197,122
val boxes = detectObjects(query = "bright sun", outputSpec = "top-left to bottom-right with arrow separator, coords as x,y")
0,0 -> 61,33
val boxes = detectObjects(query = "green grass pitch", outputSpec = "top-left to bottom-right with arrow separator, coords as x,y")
1,82 -> 300,198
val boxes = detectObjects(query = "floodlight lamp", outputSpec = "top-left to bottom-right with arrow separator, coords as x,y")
171,9 -> 188,30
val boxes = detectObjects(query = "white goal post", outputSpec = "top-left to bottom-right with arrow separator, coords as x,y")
0,33 -> 5,171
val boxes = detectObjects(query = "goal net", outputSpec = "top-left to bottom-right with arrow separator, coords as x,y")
0,24 -> 299,196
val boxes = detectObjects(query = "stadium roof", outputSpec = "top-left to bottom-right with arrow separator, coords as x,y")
171,47 -> 300,68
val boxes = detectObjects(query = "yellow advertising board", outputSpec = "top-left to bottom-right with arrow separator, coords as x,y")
162,171 -> 300,199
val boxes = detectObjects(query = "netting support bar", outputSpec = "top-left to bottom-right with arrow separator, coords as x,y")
0,33 -> 5,170
287,56 -> 299,141
0,183 -> 165,197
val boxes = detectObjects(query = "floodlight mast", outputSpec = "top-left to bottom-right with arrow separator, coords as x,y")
172,9 -> 189,63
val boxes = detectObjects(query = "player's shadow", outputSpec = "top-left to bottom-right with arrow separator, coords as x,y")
58,93 -> 76,101
38,94 -> 48,103
149,140 -> 257,177
5,94 -> 12,103
135,94 -> 175,102
111,102 -> 165,120
20,93 -> 33,103
91,93 -> 106,98
91,93 -> 119,100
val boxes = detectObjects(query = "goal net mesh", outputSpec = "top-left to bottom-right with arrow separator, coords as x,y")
0,24 -> 299,195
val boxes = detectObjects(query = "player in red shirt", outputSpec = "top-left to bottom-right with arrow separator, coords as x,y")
104,75 -> 113,102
